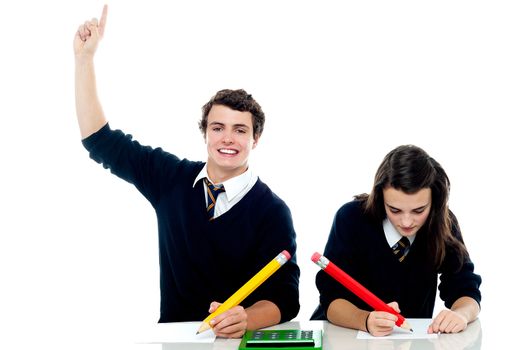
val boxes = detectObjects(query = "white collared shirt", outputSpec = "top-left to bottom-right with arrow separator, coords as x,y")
383,218 -> 416,248
193,164 -> 258,218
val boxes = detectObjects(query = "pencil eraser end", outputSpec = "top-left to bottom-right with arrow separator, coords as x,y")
311,252 -> 322,263
281,250 -> 291,260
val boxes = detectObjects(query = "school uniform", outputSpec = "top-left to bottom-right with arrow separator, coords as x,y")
83,123 -> 300,322
311,200 -> 481,320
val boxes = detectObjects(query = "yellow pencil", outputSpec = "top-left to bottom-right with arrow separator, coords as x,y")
196,250 -> 291,334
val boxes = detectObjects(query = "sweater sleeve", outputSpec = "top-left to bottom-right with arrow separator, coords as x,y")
243,194 -> 300,323
81,123 -> 186,205
313,202 -> 368,319
438,217 -> 482,308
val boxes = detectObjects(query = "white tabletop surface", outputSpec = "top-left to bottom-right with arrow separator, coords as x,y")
133,319 -> 482,350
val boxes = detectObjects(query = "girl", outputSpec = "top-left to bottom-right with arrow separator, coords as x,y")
311,145 -> 481,336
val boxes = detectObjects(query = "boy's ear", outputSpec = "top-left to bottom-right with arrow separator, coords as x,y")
253,134 -> 260,148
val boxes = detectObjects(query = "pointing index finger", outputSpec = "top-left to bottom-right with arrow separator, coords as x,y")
99,4 -> 108,37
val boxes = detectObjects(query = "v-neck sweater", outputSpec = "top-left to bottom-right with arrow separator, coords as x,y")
82,124 -> 300,322
311,200 -> 481,320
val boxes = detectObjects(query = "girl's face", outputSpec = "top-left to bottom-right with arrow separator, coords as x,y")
383,186 -> 432,238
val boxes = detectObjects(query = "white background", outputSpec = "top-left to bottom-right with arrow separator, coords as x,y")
1,1 -> 524,349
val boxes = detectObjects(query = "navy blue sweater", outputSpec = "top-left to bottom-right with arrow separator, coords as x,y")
312,200 -> 481,320
83,124 -> 300,322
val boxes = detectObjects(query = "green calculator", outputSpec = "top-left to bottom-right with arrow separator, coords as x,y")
239,329 -> 323,350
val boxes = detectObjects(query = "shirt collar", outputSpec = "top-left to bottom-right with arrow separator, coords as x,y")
383,218 -> 416,247
193,163 -> 255,202
193,164 -> 209,188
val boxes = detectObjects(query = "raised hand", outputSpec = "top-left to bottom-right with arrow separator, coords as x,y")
73,4 -> 108,57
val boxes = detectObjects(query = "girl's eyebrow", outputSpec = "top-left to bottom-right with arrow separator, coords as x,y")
386,203 -> 430,211
413,203 -> 430,211
386,204 -> 400,211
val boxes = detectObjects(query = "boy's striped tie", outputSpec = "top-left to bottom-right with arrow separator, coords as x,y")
204,178 -> 225,220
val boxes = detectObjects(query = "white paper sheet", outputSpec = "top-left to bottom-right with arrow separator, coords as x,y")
357,318 -> 438,339
135,321 -> 216,343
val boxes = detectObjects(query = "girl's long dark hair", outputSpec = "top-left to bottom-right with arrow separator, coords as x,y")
356,145 -> 468,269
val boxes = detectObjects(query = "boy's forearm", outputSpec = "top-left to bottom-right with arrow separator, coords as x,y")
245,300 -> 281,330
75,56 -> 107,139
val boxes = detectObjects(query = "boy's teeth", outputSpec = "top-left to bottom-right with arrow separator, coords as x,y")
220,149 -> 236,154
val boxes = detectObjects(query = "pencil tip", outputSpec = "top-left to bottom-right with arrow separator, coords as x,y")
410,328 -> 413,332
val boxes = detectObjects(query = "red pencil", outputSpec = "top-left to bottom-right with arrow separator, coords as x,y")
312,252 -> 413,331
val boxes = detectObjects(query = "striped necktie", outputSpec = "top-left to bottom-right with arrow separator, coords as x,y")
204,178 -> 225,221
392,236 -> 410,262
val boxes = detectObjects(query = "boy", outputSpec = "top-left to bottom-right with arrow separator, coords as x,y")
74,5 -> 299,338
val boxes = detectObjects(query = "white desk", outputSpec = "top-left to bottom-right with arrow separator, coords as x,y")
136,319 -> 482,350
